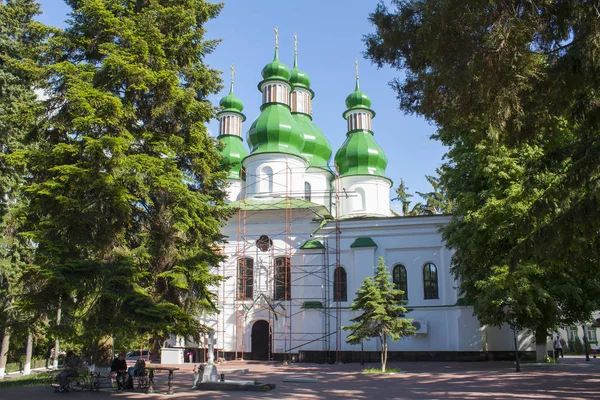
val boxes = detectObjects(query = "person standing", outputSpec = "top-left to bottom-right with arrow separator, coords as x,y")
554,336 -> 564,358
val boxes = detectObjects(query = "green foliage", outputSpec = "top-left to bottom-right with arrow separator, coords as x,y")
542,355 -> 557,364
393,170 -> 451,216
343,257 -> 414,372
573,336 -> 584,354
0,0 -> 58,367
391,178 -> 413,216
8,0 -> 231,351
365,0 -> 600,340
416,169 -> 452,215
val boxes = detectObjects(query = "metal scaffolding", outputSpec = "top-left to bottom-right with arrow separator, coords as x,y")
216,163 -> 342,362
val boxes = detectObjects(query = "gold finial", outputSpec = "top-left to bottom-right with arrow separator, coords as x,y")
294,33 -> 298,56
274,26 -> 279,50
355,59 -> 359,81
230,64 -> 235,85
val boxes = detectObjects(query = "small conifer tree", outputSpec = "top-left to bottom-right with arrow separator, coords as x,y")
343,257 -> 415,372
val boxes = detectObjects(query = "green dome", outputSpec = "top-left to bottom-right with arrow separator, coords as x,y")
219,84 -> 244,114
247,103 -> 305,157
217,135 -> 249,180
293,113 -> 332,169
290,67 -> 311,89
345,80 -> 372,110
334,131 -> 388,177
290,54 -> 311,89
261,49 -> 291,82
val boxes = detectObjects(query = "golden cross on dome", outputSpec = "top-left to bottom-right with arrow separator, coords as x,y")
274,26 -> 279,49
294,33 -> 298,56
230,64 -> 235,85
355,59 -> 359,81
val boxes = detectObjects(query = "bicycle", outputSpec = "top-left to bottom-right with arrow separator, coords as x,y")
68,371 -> 97,392
41,370 -> 60,391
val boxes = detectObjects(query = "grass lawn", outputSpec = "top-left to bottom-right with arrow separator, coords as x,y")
0,371 -> 57,390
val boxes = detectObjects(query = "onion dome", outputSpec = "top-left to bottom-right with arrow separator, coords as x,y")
334,132 -> 387,177
219,85 -> 244,114
289,35 -> 330,168
290,66 -> 311,89
343,79 -> 376,118
217,65 -> 248,180
247,28 -> 305,157
295,114 -> 332,169
345,79 -> 371,109
247,104 -> 305,156
217,135 -> 248,180
261,54 -> 291,82
290,49 -> 311,90
334,65 -> 387,177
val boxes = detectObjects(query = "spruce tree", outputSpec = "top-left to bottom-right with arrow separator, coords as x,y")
21,0 -> 231,350
343,257 -> 414,372
0,0 -> 53,377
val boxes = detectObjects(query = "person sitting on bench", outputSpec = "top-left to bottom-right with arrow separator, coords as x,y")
111,352 -> 132,390
55,350 -> 79,392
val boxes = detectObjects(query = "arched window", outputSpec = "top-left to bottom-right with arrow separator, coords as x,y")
393,264 -> 408,301
237,258 -> 254,300
305,182 -> 311,202
423,263 -> 439,299
260,166 -> 273,194
352,187 -> 366,211
333,266 -> 347,301
274,256 -> 291,300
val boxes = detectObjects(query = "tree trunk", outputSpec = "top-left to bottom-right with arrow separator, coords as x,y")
23,332 -> 33,375
534,329 -> 548,361
381,334 -> 387,373
0,327 -> 11,379
53,297 -> 62,368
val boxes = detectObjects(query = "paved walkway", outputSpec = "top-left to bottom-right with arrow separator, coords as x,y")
1,355 -> 599,399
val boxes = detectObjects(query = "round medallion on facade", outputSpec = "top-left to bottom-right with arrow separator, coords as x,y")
256,235 -> 273,252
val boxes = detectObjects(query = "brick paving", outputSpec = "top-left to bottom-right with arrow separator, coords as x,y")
2,355 -> 599,399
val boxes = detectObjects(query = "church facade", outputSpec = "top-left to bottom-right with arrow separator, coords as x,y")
207,36 -> 531,362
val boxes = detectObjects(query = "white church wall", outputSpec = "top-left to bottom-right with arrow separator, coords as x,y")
243,153 -> 308,199
225,179 -> 242,202
333,175 -> 391,217
218,211 -> 523,357
303,168 -> 333,208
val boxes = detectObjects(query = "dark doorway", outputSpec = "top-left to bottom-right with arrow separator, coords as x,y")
251,320 -> 270,360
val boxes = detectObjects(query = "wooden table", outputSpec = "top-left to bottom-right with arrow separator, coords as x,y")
145,366 -> 180,395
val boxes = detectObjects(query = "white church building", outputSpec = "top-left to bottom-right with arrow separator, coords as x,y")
201,37 -> 535,363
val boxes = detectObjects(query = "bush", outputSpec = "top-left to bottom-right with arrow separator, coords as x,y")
542,355 -> 558,363
574,336 -> 584,354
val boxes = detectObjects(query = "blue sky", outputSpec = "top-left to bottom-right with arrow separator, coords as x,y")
35,0 -> 447,212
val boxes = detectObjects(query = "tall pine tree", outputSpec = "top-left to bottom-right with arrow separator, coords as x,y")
21,0 -> 231,353
0,0 -> 53,377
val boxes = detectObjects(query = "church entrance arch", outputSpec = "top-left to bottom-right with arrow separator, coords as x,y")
251,320 -> 270,361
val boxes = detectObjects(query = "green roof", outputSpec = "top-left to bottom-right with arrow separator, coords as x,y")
300,239 -> 325,249
350,237 -> 377,248
261,48 -> 291,82
246,103 -> 305,157
217,135 -> 248,180
344,79 -> 375,116
301,301 -> 324,309
228,198 -> 331,217
334,131 -> 388,178
218,82 -> 245,116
